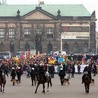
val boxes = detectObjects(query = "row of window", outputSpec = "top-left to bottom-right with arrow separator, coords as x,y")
0,28 -> 54,38
0,28 -> 15,38
47,43 -> 89,53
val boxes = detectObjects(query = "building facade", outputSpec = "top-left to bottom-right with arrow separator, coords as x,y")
0,4 -> 96,55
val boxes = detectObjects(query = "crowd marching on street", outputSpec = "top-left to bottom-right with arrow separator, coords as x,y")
0,53 -> 97,86
0,52 -> 98,88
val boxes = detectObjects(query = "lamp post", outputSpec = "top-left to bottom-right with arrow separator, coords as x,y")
60,23 -> 67,53
88,23 -> 90,52
60,33 -> 63,52
60,23 -> 63,53
10,41 -> 14,57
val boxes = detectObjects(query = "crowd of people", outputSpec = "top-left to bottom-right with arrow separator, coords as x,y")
0,54 -> 98,86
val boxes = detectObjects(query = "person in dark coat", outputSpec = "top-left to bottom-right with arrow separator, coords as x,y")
39,65 -> 46,75
71,64 -> 75,78
4,65 -> 9,77
30,67 -> 35,86
10,67 -> 16,81
82,65 -> 92,84
48,65 -> 55,78
16,67 -> 22,83
0,67 -> 3,82
92,62 -> 97,76
77,64 -> 81,74
38,64 -> 46,81
58,67 -> 65,85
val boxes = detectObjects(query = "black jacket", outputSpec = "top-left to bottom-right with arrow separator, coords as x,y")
59,70 -> 65,77
39,66 -> 45,75
0,68 -> 2,77
11,70 -> 16,77
31,68 -> 35,77
17,69 -> 22,76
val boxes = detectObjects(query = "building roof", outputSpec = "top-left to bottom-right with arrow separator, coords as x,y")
0,4 -> 91,17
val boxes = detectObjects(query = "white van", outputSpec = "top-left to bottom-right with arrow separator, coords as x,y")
0,51 -> 11,59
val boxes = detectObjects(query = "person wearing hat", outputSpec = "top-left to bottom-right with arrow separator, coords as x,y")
58,67 -> 65,85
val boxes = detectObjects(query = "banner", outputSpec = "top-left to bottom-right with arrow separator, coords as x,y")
48,60 -> 55,64
12,57 -> 19,63
58,57 -> 64,63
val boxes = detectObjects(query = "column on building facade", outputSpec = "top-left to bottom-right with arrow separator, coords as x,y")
90,11 -> 96,53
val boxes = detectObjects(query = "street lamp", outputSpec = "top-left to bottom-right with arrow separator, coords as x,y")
60,33 -> 63,52
59,23 -> 63,53
10,41 -> 14,53
88,22 -> 90,52
60,23 -> 68,53
10,41 -> 14,57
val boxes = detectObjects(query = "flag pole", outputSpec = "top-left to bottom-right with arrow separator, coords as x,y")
38,0 -> 40,7
61,33 -> 62,52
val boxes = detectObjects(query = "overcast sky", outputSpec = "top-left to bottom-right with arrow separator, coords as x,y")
4,0 -> 98,31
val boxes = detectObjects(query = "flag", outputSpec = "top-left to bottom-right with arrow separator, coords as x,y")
71,56 -> 73,60
63,55 -> 66,61
26,51 -> 30,59
16,53 -> 20,58
39,1 -> 44,5
20,53 -> 24,59
58,57 -> 64,63
30,54 -> 33,58
66,56 -> 69,62
48,59 -> 55,64
82,57 -> 84,64
83,53 -> 87,60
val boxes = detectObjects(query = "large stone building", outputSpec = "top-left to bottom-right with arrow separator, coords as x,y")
0,3 -> 96,55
